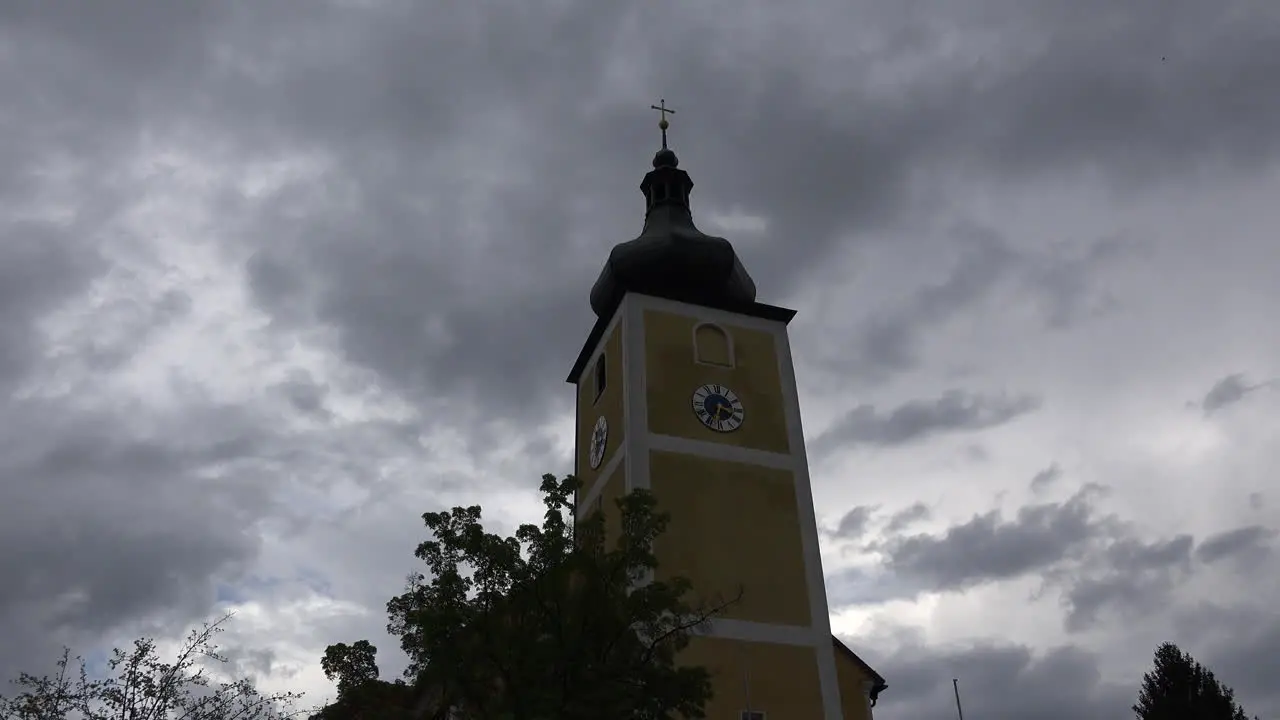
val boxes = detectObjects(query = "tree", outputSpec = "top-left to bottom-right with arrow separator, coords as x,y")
1133,642 -> 1255,720
320,642 -> 379,699
0,613 -> 302,720
315,473 -> 739,720
310,642 -> 414,720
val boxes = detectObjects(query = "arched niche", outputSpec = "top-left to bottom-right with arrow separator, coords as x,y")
692,322 -> 735,368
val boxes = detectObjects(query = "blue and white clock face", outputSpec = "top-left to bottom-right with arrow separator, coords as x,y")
692,384 -> 744,432
588,416 -> 608,469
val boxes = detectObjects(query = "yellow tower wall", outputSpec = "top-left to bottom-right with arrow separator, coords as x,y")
643,309 -> 790,454
834,646 -> 877,720
679,635 -> 826,719
570,294 -> 867,719
575,319 -> 625,496
650,451 -> 811,626
598,462 -> 626,548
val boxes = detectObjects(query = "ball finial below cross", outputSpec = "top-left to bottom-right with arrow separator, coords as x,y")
650,98 -> 676,150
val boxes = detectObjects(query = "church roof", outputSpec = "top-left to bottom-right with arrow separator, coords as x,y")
833,635 -> 889,706
588,118 -> 758,321
567,114 -> 793,384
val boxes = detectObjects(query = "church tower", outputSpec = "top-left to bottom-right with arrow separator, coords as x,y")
567,104 -> 886,720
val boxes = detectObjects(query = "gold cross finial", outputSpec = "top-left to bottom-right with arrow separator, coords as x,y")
650,98 -> 676,149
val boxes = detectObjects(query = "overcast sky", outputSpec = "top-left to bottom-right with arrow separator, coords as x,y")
3,1 -> 1279,718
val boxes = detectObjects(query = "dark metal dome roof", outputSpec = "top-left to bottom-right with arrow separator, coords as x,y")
588,148 -> 757,317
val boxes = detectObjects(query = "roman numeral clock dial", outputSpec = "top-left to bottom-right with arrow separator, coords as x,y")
691,384 -> 744,433
588,416 -> 608,469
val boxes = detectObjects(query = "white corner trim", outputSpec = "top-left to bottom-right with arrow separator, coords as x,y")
622,294 -> 654,586
775,326 -> 844,720
648,433 -> 799,471
623,295 -> 651,493
698,618 -> 815,647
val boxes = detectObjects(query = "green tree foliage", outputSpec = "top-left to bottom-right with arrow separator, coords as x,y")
310,642 -> 414,720
314,473 -> 739,719
0,613 -> 301,720
1133,642 -> 1255,720
319,642 -> 379,698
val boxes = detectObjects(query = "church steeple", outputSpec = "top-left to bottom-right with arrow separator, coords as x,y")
566,104 -> 888,718
588,102 -> 757,319
643,98 -> 688,213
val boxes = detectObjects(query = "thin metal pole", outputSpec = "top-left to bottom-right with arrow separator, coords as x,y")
953,678 -> 966,720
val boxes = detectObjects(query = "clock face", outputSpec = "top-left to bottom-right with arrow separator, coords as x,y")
692,384 -> 744,432
588,416 -> 608,469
